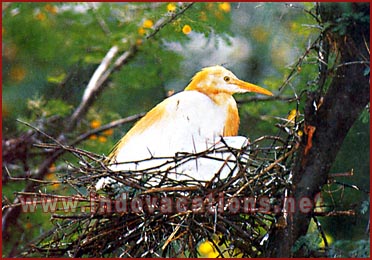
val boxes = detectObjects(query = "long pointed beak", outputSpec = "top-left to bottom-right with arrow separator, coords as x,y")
233,78 -> 273,96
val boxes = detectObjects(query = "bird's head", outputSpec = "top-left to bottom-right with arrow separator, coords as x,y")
185,65 -> 273,96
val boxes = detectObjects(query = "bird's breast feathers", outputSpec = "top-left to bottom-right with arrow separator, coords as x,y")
109,91 -> 238,163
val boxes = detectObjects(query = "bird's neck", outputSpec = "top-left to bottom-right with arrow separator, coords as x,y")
210,93 -> 240,136
186,87 -> 240,136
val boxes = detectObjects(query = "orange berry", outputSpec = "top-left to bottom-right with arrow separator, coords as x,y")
89,134 -> 98,140
25,222 -> 33,229
218,2 -> 231,13
136,39 -> 143,46
90,120 -> 101,129
167,3 -> 176,12
35,12 -> 46,21
103,128 -> 114,136
167,89 -> 175,97
182,25 -> 192,35
45,4 -> 58,14
138,27 -> 146,36
49,163 -> 56,173
98,136 -> 107,143
45,172 -> 60,187
142,19 -> 153,29
9,65 -> 26,82
199,11 -> 207,21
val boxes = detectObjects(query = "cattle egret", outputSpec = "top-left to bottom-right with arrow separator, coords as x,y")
97,65 -> 273,189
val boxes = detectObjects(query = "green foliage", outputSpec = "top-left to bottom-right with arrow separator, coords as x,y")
332,10 -> 370,36
27,97 -> 73,119
291,232 -> 322,255
360,199 -> 369,214
328,239 -> 370,257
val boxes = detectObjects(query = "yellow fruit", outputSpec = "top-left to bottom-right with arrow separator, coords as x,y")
218,2 -> 231,13
90,119 -> 101,129
143,19 -> 154,29
198,240 -> 215,255
167,3 -> 176,12
182,25 -> 192,35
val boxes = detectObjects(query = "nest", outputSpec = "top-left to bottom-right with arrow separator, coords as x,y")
16,119 -> 301,258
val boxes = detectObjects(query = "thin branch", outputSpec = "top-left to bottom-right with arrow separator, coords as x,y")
70,112 -> 145,146
232,147 -> 297,198
4,166 -> 62,185
334,60 -> 370,70
278,35 -> 321,92
16,119 -> 67,149
146,3 -> 194,40
328,169 -> 353,178
89,2 -> 111,36
314,210 -> 355,217
237,95 -> 299,104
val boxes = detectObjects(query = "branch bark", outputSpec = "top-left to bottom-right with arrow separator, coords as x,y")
265,2 -> 370,257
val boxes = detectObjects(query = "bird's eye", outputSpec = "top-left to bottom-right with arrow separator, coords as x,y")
224,76 -> 230,82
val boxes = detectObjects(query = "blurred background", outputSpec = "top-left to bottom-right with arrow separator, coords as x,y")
2,2 -> 369,257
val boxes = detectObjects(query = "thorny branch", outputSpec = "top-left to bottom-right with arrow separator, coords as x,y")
278,35 -> 322,92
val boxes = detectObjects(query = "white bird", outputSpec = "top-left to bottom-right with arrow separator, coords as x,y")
96,65 -> 272,189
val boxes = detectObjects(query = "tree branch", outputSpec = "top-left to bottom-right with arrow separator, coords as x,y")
70,113 -> 145,146
66,2 -> 194,132
237,95 -> 299,104
67,45 -> 137,131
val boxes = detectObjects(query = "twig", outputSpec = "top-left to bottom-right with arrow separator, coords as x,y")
162,215 -> 186,250
4,166 -> 62,185
16,119 -> 66,148
312,216 -> 329,248
71,112 -> 145,146
237,95 -> 299,104
232,147 -> 297,198
89,2 -> 111,36
142,185 -> 200,194
334,60 -> 370,70
328,169 -> 353,178
279,35 -> 321,92
314,210 -> 355,217
146,3 -> 194,40
285,3 -> 321,24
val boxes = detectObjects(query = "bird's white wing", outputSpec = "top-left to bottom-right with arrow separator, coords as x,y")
96,135 -> 249,189
110,91 -> 226,166
97,91 -> 246,189
174,136 -> 249,181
